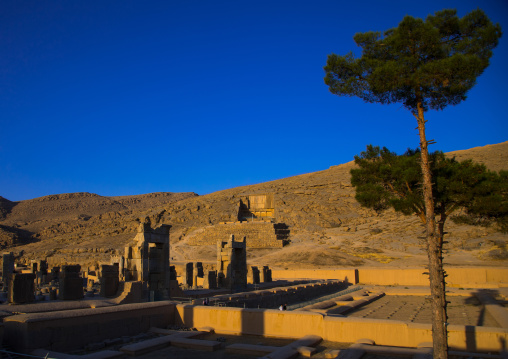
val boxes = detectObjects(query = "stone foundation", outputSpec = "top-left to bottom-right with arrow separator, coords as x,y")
3,301 -> 174,353
188,221 -> 289,248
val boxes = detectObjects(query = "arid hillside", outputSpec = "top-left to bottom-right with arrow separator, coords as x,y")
0,192 -> 197,254
1,142 -> 507,269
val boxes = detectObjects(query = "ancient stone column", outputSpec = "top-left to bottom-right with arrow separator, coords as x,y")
30,261 -> 38,274
59,265 -> 84,300
250,266 -> 260,284
193,262 -> 200,288
39,260 -> 48,275
2,252 -> 14,291
196,262 -> 204,277
184,262 -> 193,288
100,264 -> 120,298
204,270 -> 217,289
169,266 -> 177,280
262,266 -> 272,282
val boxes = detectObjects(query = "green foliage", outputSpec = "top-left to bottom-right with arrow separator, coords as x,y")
324,9 -> 502,113
328,10 -> 502,356
450,169 -> 508,232
351,145 -> 508,232
351,145 -> 422,215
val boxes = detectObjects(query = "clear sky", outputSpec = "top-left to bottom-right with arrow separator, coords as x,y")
1,1 -> 507,202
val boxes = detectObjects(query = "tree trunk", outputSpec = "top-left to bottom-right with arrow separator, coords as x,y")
415,101 -> 448,359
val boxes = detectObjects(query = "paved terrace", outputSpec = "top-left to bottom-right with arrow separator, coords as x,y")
3,285 -> 507,358
337,286 -> 504,328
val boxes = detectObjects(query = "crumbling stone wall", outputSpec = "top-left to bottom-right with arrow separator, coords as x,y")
100,264 -> 119,298
124,219 -> 171,301
211,280 -> 346,309
188,221 -> 289,248
217,235 -> 247,290
238,194 -> 275,220
58,265 -> 84,300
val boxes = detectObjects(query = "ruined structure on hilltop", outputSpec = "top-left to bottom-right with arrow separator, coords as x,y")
188,194 -> 290,248
238,194 -> 275,220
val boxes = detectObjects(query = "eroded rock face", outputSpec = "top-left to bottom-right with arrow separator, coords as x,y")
0,142 -> 507,269
0,196 -> 15,220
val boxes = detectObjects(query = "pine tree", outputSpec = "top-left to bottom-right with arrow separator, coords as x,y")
324,9 -> 501,358
351,145 -> 508,238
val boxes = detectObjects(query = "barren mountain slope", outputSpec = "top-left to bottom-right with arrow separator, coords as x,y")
447,142 -> 508,173
0,192 -> 197,254
1,142 -> 507,269
0,196 -> 15,220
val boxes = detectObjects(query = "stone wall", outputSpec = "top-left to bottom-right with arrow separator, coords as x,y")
187,221 -> 289,248
271,267 -> 508,288
124,220 -> 171,300
3,301 -> 174,353
209,280 -> 346,309
238,194 -> 275,220
174,305 -> 508,352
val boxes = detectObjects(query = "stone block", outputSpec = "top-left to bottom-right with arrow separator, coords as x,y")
100,265 -> 119,298
2,252 -> 14,290
59,265 -> 84,300
204,270 -> 217,289
8,273 -> 35,304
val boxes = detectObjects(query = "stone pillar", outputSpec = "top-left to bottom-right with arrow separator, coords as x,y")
59,265 -> 84,300
249,266 -> 260,284
169,266 -> 177,280
39,260 -> 48,275
8,273 -> 35,304
2,252 -> 14,291
184,263 -> 193,288
110,256 -> 125,281
35,271 -> 43,288
217,272 -> 225,288
193,262 -> 200,288
30,261 -> 38,274
204,270 -> 217,289
262,266 -> 272,283
196,262 -> 204,277
50,267 -> 60,282
100,264 -> 119,298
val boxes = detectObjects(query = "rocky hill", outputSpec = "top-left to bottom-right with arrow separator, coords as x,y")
1,142 -> 507,269
0,192 -> 197,253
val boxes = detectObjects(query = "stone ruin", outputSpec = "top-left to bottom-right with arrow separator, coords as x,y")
174,232 -> 273,291
8,273 -> 35,304
59,265 -> 84,300
203,270 -> 218,289
187,194 -> 290,248
124,219 -> 171,301
0,261 -> 88,304
238,194 -> 275,220
2,252 -> 14,291
0,220 -> 174,304
217,234 -> 247,290
0,220 -> 271,304
100,264 -> 119,298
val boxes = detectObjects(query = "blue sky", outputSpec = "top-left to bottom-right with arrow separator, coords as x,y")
1,1 -> 507,201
